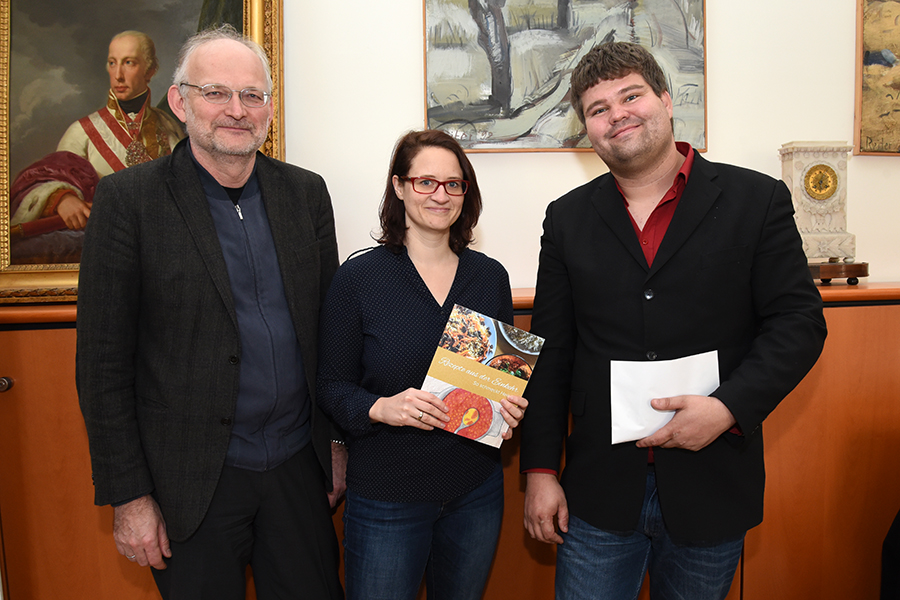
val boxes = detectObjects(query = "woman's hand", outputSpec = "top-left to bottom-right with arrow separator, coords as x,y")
499,395 -> 528,440
369,388 -> 450,430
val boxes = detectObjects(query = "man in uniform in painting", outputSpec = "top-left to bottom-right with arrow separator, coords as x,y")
8,30 -> 183,263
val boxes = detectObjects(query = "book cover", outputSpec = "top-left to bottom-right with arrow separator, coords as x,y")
422,304 -> 544,447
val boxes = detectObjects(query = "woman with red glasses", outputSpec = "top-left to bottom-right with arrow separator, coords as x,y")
317,129 -> 527,600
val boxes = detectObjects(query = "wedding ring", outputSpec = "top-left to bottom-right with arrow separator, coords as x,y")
126,554 -> 136,559
417,411 -> 424,421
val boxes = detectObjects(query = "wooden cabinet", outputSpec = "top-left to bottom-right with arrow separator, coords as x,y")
1,284 -> 898,599
742,303 -> 900,599
0,325 -> 157,599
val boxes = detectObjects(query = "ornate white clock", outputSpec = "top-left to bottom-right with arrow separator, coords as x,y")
779,141 -> 868,284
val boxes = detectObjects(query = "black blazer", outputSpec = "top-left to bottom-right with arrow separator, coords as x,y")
520,152 -> 827,543
76,140 -> 339,542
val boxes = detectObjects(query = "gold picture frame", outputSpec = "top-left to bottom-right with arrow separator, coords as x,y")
0,0 -> 284,302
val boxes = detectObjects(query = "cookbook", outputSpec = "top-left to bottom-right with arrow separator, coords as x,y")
421,304 -> 544,447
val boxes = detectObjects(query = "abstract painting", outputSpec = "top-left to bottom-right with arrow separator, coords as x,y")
425,0 -> 705,151
855,0 -> 900,155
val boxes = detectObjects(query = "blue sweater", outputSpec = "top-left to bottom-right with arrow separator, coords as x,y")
317,245 -> 513,502
196,149 -> 310,472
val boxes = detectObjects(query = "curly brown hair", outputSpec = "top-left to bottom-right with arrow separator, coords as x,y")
570,42 -> 668,124
377,130 -> 482,254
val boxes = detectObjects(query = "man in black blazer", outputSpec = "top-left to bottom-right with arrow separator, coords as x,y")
520,42 -> 826,600
76,25 -> 343,599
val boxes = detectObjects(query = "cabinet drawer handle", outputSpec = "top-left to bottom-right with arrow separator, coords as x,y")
0,377 -> 14,392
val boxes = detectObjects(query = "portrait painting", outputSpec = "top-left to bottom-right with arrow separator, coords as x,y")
0,0 -> 283,302
855,0 -> 900,155
425,0 -> 706,151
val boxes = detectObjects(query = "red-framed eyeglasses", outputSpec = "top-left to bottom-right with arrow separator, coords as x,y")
399,177 -> 469,196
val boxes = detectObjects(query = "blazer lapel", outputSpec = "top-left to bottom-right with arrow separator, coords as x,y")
165,143 -> 238,327
648,154 -> 722,277
256,155 -> 315,295
589,174 -> 652,272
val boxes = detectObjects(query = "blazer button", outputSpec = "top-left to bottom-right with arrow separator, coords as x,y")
646,351 -> 658,360
643,289 -> 654,300
221,417 -> 233,426
229,355 -> 239,365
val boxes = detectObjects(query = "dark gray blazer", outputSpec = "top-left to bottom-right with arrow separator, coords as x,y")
76,139 -> 339,542
520,152 -> 827,543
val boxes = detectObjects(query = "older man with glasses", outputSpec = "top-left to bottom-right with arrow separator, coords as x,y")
76,24 -> 344,599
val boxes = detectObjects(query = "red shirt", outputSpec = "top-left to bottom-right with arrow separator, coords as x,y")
620,141 -> 695,267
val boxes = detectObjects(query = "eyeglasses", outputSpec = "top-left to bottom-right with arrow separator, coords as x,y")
179,83 -> 271,108
400,177 -> 469,196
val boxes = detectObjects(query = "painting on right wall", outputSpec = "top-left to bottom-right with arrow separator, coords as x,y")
855,0 -> 900,155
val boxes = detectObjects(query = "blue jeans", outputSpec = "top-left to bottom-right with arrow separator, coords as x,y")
343,463 -> 503,600
556,468 -> 744,600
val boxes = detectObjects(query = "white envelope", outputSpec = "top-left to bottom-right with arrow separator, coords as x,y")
609,350 -> 719,444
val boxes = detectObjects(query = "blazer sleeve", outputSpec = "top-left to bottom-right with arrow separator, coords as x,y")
520,200 -> 578,472
311,174 -> 340,309
712,179 -> 827,436
76,174 -> 154,506
313,178 -> 343,445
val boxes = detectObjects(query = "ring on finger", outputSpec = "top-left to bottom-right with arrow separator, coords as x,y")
417,410 -> 424,421
126,554 -> 136,560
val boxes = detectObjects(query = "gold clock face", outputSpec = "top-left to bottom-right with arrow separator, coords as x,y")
804,163 -> 838,201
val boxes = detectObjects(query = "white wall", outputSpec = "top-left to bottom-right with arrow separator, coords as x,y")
284,1 -> 900,287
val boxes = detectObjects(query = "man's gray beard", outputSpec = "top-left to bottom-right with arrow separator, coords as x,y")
188,125 -> 265,157
184,106 -> 266,158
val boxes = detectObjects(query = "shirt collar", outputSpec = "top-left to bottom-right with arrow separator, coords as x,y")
187,140 -> 260,203
615,142 -> 695,206
674,141 -> 695,185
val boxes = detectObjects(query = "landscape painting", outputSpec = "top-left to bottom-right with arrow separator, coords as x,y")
425,0 -> 706,151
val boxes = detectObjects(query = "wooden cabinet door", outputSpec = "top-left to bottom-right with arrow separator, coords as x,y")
742,305 -> 900,599
0,328 -> 157,599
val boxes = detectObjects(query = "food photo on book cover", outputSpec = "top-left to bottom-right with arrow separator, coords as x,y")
422,305 -> 544,447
